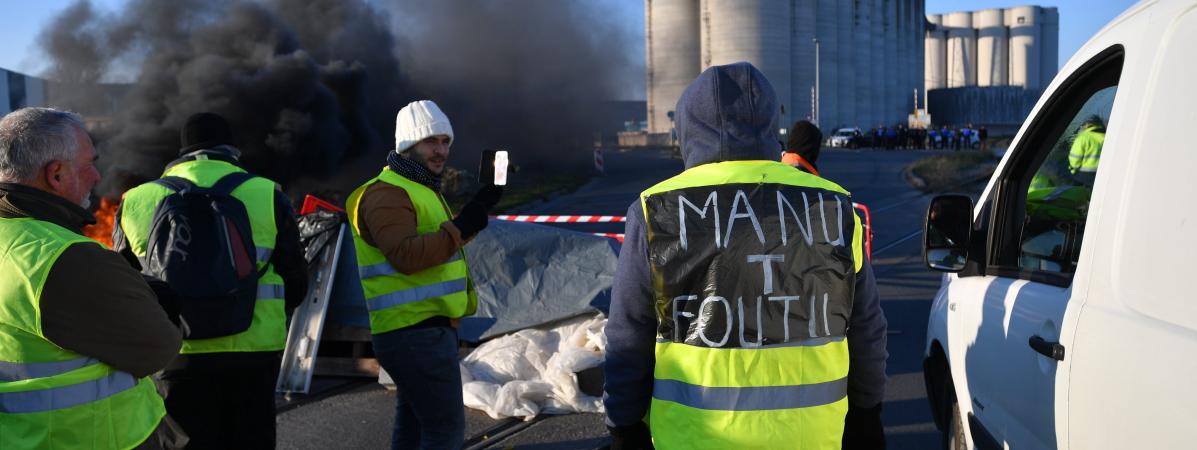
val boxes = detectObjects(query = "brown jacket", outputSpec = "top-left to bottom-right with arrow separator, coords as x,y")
355,181 -> 465,275
0,183 -> 182,377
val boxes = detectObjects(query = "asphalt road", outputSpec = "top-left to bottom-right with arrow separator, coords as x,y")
278,147 -> 953,449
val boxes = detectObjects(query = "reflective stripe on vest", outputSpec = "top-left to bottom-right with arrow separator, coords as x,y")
358,253 -> 463,279
0,357 -> 96,382
638,160 -> 859,449
366,278 -> 468,312
117,160 -> 286,353
346,168 -> 476,334
0,218 -> 165,449
256,246 -> 273,264
653,376 -> 847,411
0,371 -> 137,414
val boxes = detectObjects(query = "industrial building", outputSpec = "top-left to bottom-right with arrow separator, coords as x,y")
925,6 -> 1059,90
925,6 -> 1059,131
1,68 -> 48,115
645,0 -> 927,136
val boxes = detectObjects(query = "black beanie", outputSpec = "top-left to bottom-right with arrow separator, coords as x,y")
785,120 -> 822,165
179,112 -> 234,155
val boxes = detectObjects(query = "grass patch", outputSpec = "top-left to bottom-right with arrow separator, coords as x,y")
493,171 -> 592,212
443,168 -> 593,212
907,151 -> 998,192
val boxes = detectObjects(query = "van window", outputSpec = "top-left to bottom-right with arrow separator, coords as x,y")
1019,87 -> 1116,273
984,47 -> 1123,286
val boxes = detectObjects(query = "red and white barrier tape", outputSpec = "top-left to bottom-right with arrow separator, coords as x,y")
493,215 -> 626,223
494,205 -> 870,254
591,233 -> 625,243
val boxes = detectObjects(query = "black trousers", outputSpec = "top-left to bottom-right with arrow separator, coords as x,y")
159,351 -> 281,450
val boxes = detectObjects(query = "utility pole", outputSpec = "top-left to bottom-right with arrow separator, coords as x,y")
812,38 -> 820,126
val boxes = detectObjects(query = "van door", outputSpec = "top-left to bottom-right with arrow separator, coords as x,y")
951,48 -> 1124,449
1068,7 -> 1197,448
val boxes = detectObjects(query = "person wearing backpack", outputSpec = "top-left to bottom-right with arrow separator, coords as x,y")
113,112 -> 308,449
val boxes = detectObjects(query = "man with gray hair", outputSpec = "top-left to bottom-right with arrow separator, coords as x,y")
0,107 -> 182,449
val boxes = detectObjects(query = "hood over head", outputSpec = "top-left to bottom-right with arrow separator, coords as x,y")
674,62 -> 780,169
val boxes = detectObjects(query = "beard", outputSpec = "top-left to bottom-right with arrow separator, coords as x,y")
407,151 -> 446,175
79,194 -> 91,210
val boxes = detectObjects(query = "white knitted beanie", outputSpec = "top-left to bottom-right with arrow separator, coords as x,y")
394,100 -> 454,153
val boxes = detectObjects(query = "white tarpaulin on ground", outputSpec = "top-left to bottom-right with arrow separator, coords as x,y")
461,314 -> 606,420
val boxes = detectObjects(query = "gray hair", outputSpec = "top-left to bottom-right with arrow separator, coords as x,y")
0,107 -> 87,183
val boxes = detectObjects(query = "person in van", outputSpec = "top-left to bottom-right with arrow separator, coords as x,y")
1068,115 -> 1106,186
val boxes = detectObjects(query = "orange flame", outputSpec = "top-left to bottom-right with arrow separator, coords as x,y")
83,197 -> 120,248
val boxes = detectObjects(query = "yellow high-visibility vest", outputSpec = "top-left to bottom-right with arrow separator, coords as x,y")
639,160 -> 864,449
119,159 -> 286,353
346,168 -> 475,334
0,218 -> 165,449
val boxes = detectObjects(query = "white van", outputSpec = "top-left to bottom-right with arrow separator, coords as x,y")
920,1 -> 1197,448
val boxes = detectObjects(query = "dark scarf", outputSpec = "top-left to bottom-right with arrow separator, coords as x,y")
387,151 -> 442,191
0,182 -> 95,233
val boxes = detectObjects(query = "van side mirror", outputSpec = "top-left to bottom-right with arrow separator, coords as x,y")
924,194 -> 974,272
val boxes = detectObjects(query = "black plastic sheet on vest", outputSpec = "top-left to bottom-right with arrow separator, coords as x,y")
644,183 -> 857,348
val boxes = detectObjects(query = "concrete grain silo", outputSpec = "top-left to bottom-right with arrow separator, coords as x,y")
793,0 -> 816,126
836,0 -> 855,129
1007,5 -> 1042,89
922,5 -> 1060,132
815,0 -> 839,128
974,8 -> 1008,87
855,0 -> 876,127
701,0 -> 793,126
870,0 -> 886,126
644,0 -> 927,136
645,0 -> 700,134
895,0 -> 909,118
883,0 -> 899,121
944,11 -> 976,88
1040,7 -> 1060,87
925,14 -> 946,90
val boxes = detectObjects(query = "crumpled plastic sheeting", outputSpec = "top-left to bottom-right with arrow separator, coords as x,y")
460,221 -> 618,342
461,314 -> 607,420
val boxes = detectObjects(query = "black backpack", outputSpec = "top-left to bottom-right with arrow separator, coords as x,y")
142,172 -> 264,339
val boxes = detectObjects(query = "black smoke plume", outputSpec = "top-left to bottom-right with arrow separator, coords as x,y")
37,0 -> 635,197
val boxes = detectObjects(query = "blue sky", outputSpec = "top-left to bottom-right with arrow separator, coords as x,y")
0,0 -> 1138,99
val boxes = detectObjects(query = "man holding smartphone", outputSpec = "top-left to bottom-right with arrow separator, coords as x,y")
346,100 -> 502,449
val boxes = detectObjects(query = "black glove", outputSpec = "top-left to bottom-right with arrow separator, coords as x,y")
474,184 -> 504,209
141,275 -> 185,332
451,200 -> 489,240
608,423 -> 653,450
843,402 -> 885,450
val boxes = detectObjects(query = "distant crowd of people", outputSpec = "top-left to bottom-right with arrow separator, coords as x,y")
833,123 -> 992,151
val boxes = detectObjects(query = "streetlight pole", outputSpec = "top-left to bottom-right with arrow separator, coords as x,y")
812,38 -> 820,126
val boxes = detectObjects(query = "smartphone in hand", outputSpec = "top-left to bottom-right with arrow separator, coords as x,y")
493,151 -> 508,186
478,149 -> 509,186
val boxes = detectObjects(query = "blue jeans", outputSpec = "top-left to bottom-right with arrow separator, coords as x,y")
372,325 -> 464,450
